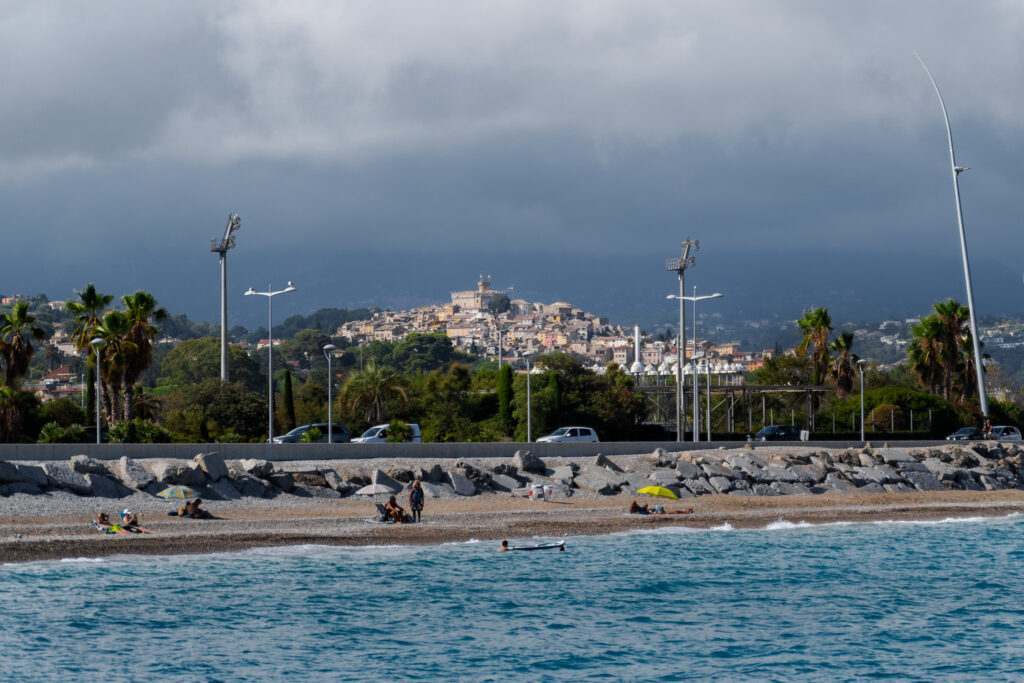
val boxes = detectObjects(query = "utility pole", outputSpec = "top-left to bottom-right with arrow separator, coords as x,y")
211,214 -> 241,382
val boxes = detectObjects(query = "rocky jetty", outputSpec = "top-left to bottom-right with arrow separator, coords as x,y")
2,442 -> 1023,501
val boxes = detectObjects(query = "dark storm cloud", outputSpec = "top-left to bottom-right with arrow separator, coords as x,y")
1,2 -> 1022,327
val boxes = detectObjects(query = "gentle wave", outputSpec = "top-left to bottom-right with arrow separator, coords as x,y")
4,516 -> 1023,681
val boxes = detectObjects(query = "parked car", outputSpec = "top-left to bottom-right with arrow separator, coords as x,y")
271,423 -> 351,444
989,425 -> 1022,441
946,427 -> 983,440
753,425 -> 802,441
351,423 -> 422,444
536,426 -> 600,443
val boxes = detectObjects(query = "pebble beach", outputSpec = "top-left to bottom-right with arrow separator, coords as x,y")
3,445 -> 1024,564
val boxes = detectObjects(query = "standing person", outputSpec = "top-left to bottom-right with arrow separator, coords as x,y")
409,481 -> 424,523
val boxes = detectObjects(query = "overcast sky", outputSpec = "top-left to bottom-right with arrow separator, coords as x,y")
2,2 -> 1023,330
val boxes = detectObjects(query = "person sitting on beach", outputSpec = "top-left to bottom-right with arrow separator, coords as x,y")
629,500 -> 649,515
96,512 -> 131,534
120,509 -> 156,534
384,495 -> 406,523
178,499 -> 212,519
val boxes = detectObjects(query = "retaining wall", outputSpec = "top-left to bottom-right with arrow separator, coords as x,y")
0,440 -> 950,463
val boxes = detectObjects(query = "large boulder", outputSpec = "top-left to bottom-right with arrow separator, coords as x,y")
14,463 -> 49,487
723,455 -> 767,481
574,473 -> 620,495
207,479 -> 242,500
593,454 -> 623,472
85,473 -> 131,498
823,473 -> 857,492
293,484 -> 341,498
674,460 -> 703,480
648,469 -> 681,487
151,461 -> 198,485
292,471 -> 329,488
239,459 -> 274,478
116,456 -> 156,490
194,452 -> 228,482
447,470 -> 477,496
681,478 -> 715,495
321,469 -> 352,494
70,455 -> 108,475
701,462 -> 738,479
707,476 -> 733,494
233,472 -> 271,498
371,469 -> 404,493
42,463 -> 92,495
923,457 -> 957,481
875,449 -> 917,466
790,464 -> 826,484
577,464 -> 626,489
0,482 -> 41,495
0,461 -> 20,482
489,473 -> 521,492
266,471 -> 295,493
549,464 -> 577,484
764,464 -> 800,483
512,449 -> 545,473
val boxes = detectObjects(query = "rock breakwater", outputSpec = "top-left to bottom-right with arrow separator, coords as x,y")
2,442 -> 1023,502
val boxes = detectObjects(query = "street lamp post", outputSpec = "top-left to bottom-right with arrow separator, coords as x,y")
323,344 -> 337,443
523,351 -> 536,442
91,338 -> 103,445
915,54 -> 988,417
858,359 -> 869,442
244,282 -> 296,442
669,289 -> 723,442
210,214 -> 241,382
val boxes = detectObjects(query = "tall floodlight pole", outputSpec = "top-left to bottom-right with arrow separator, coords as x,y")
211,214 -> 241,382
858,359 -> 869,442
323,344 -> 338,443
916,53 -> 988,417
523,351 -> 536,442
669,289 -> 723,442
245,282 -> 297,442
666,239 -> 699,441
91,338 -> 104,444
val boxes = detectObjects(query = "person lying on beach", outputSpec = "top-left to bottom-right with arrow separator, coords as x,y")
629,501 -> 649,515
177,499 -> 213,519
384,495 -> 407,523
650,506 -> 693,515
120,509 -> 157,534
95,512 -> 131,534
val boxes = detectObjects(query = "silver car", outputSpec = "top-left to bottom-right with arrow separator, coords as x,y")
989,425 -> 1022,441
536,426 -> 600,443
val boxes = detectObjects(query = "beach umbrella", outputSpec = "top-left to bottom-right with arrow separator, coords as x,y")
355,483 -> 397,496
636,485 -> 678,500
157,485 -> 198,500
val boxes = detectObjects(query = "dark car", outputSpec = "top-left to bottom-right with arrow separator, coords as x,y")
271,423 -> 351,444
946,427 -> 982,441
753,425 -> 802,441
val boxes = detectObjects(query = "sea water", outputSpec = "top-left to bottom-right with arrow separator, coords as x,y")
3,515 -> 1024,682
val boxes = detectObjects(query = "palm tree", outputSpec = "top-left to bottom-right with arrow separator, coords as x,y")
828,331 -> 857,397
340,361 -> 409,424
932,298 -> 974,400
908,315 -> 944,396
0,301 -> 46,385
65,284 -> 113,354
121,290 -> 167,420
94,310 -> 137,423
796,308 -> 833,385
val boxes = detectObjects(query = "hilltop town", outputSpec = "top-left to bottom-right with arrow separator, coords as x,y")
335,278 -> 767,381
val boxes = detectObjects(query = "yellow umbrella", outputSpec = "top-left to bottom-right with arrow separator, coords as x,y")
636,485 -> 678,500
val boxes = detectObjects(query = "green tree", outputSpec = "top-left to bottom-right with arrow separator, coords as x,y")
391,333 -> 471,374
0,301 -> 46,385
796,308 -> 833,386
340,361 -> 409,425
421,364 -> 478,442
828,331 -> 857,397
160,338 -> 264,392
0,386 -> 37,442
496,364 -> 513,433
94,310 -> 137,423
908,300 -> 978,401
121,290 -> 167,420
282,369 -> 296,431
64,284 -> 113,354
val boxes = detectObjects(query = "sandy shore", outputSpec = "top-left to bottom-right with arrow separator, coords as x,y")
3,489 -> 1022,564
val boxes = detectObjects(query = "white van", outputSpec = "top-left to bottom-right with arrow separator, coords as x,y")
351,423 -> 422,444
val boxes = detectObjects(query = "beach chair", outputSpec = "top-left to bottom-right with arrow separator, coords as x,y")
374,503 -> 393,523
